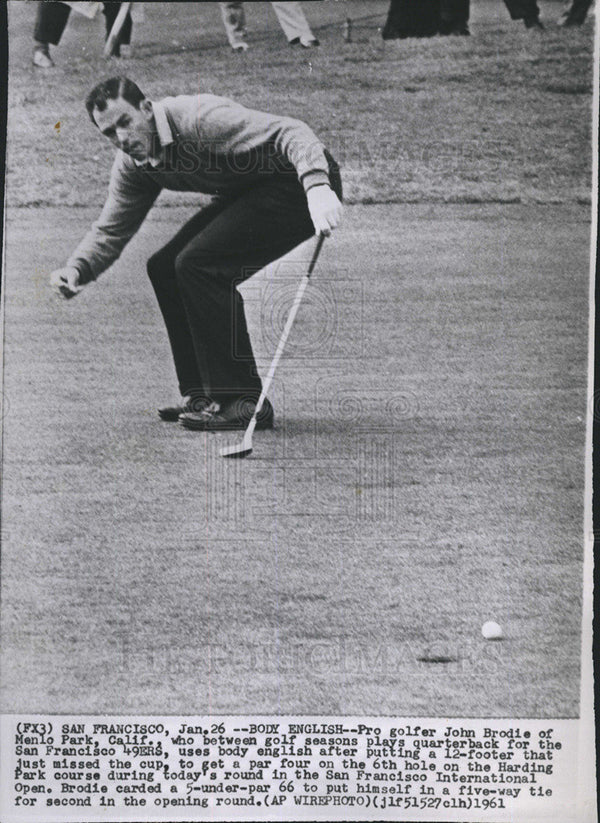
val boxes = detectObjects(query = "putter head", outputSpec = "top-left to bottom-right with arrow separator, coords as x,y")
220,442 -> 253,459
220,424 -> 255,459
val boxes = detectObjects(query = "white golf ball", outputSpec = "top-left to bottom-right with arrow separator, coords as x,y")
482,621 -> 503,640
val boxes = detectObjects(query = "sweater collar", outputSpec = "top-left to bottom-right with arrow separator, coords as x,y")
133,100 -> 174,167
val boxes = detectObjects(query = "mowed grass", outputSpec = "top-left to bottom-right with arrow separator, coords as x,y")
1,1 -> 594,715
1,202 -> 588,715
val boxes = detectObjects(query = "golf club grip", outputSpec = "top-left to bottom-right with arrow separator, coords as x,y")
104,1 -> 132,56
307,234 -> 326,277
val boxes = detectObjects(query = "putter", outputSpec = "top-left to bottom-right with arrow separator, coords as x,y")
220,234 -> 326,459
103,1 -> 133,57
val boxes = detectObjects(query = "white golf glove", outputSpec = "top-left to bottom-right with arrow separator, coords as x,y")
50,266 -> 83,299
306,185 -> 343,237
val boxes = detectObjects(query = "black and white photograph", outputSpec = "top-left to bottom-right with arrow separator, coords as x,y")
0,1 -> 597,820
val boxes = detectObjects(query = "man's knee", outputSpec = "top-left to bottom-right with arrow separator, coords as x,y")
146,250 -> 175,283
174,250 -> 193,287
174,248 -> 220,287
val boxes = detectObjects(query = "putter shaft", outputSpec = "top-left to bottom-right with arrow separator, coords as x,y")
220,236 -> 326,457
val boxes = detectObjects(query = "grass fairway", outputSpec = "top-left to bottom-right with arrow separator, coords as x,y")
1,1 -> 594,717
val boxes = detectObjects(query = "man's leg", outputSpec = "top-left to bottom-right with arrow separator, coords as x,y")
382,0 -> 441,39
439,0 -> 470,34
175,179 -> 314,407
172,169 -> 342,428
146,198 -> 235,401
382,0 -> 406,39
102,2 -> 133,53
561,0 -> 593,25
34,0 -> 71,44
219,2 -> 248,50
33,0 -> 71,66
270,2 -> 318,46
503,0 -> 543,26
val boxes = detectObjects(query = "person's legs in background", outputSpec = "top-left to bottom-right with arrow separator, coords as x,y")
439,0 -> 470,35
102,2 -> 133,57
382,0 -> 440,40
503,0 -> 544,29
33,0 -> 71,67
560,0 -> 593,25
270,2 -> 319,47
219,1 -> 249,51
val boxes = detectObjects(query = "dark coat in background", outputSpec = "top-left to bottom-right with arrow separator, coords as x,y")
382,0 -> 469,39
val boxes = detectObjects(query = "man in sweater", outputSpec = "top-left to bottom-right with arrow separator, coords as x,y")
50,77 -> 343,431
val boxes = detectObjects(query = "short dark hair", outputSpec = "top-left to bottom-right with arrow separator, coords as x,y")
85,77 -> 146,124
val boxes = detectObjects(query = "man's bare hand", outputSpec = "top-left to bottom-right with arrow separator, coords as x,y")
50,267 -> 83,299
306,185 -> 343,237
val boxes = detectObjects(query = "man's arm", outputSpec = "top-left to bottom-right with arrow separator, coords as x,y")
51,153 -> 160,298
193,95 -> 343,234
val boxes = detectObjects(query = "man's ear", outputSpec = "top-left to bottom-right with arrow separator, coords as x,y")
139,98 -> 153,118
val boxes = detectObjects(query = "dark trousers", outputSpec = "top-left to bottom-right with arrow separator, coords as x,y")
563,0 -> 593,23
102,1 -> 132,45
440,0 -> 469,27
382,0 -> 469,39
34,1 -> 71,45
34,1 -> 131,46
503,0 -> 540,21
146,161 -> 342,403
382,0 -> 440,38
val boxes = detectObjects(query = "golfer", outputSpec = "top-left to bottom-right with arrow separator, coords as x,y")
50,77 -> 343,430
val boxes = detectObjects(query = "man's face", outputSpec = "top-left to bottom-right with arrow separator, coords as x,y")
93,96 -> 158,162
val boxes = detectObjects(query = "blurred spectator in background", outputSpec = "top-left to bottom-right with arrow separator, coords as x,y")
439,0 -> 470,35
219,1 -> 249,51
270,1 -> 319,45
382,0 -> 469,38
503,0 -> 544,29
559,0 -> 593,25
33,0 -> 133,68
219,1 -> 319,51
382,0 -> 440,39
102,2 -> 133,53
